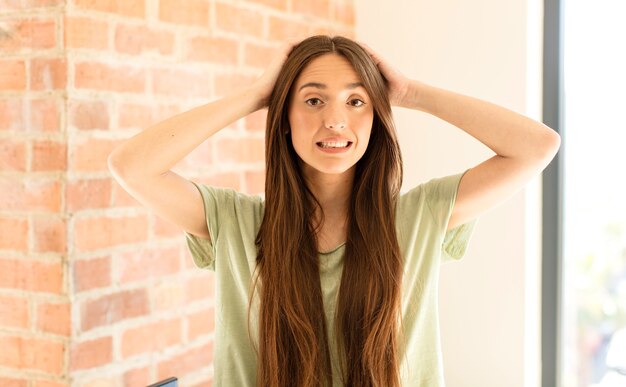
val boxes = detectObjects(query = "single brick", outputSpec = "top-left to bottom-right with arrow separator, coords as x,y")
0,217 -> 28,251
32,216 -> 67,253
156,342 -> 212,380
74,62 -> 146,93
187,35 -> 238,65
0,295 -> 30,329
30,57 -> 67,90
31,140 -> 67,172
117,246 -> 180,284
121,318 -> 182,358
292,0 -> 330,19
73,214 -> 148,252
0,60 -> 27,90
0,258 -> 63,293
0,179 -> 62,213
187,307 -> 214,341
69,99 -> 110,131
73,256 -> 111,292
0,138 -> 27,171
114,24 -> 174,56
36,301 -> 70,336
64,16 -> 109,50
80,289 -> 149,331
74,0 -> 146,18
66,178 -> 112,212
215,2 -> 264,37
158,0 -> 209,26
70,137 -> 119,172
69,337 -> 112,370
0,335 -> 65,374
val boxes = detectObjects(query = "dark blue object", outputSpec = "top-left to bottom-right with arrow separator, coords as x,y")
146,377 -> 178,387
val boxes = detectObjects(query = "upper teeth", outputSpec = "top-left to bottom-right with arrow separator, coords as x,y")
319,141 -> 349,148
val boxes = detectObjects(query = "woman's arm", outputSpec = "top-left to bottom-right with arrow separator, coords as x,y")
108,42 -> 295,239
401,81 -> 561,230
362,43 -> 561,230
108,88 -> 263,239
109,87 -> 264,179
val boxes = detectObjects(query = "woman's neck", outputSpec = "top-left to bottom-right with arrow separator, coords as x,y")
302,165 -> 354,225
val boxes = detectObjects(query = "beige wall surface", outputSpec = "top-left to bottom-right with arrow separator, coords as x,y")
356,1 -> 543,386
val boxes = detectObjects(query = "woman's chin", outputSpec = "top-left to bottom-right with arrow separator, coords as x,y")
303,162 -> 357,177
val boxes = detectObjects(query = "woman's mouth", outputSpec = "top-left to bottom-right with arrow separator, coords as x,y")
316,141 -> 353,153
317,141 -> 351,148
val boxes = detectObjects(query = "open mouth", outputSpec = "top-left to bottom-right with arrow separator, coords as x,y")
316,141 -> 353,149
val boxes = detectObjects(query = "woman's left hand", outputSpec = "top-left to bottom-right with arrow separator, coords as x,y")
359,42 -> 411,107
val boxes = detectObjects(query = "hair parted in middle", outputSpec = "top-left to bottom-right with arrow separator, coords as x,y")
250,35 -> 405,387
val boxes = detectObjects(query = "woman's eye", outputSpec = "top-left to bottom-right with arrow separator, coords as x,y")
305,98 -> 323,106
349,99 -> 366,107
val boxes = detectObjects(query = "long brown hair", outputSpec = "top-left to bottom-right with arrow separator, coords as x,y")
252,35 -> 404,387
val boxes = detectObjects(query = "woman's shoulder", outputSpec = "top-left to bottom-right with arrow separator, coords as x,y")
396,171 -> 468,221
399,172 -> 467,203
191,182 -> 265,218
194,182 -> 264,201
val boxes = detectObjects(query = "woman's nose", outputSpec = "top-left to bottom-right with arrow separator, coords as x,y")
325,121 -> 346,129
323,105 -> 347,129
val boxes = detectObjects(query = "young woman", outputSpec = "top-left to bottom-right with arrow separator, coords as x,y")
108,36 -> 560,387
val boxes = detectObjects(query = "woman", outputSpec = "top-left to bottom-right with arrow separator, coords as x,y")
108,35 -> 560,387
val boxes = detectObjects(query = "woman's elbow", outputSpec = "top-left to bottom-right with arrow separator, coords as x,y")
546,128 -> 561,155
537,127 -> 561,163
107,147 -> 133,183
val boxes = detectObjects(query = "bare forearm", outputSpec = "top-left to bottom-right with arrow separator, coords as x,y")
109,86 -> 264,178
400,80 -> 560,160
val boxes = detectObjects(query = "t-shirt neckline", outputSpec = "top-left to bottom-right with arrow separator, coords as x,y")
318,242 -> 346,255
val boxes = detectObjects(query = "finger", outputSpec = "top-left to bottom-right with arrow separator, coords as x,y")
356,41 -> 378,57
357,41 -> 385,67
356,40 -> 373,53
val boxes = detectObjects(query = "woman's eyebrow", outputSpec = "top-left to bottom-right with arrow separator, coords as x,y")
298,82 -> 364,92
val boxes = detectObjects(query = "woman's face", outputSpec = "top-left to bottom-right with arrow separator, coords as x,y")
288,53 -> 374,179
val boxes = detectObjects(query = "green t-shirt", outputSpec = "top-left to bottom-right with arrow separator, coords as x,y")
185,171 -> 476,386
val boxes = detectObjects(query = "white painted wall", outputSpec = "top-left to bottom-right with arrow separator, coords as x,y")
355,1 -> 543,386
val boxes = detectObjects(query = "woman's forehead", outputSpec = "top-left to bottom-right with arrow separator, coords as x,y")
294,54 -> 363,89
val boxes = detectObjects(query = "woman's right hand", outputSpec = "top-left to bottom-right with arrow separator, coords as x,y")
252,40 -> 299,107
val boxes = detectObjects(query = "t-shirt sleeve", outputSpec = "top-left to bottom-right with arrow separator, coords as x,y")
184,182 -> 241,271
423,169 -> 477,262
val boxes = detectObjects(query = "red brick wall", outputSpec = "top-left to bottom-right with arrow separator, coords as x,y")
1,1 -> 68,387
0,0 -> 354,386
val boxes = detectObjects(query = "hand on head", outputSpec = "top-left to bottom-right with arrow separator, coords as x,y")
252,38 -> 301,108
252,36 -> 412,109
358,41 -> 410,107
